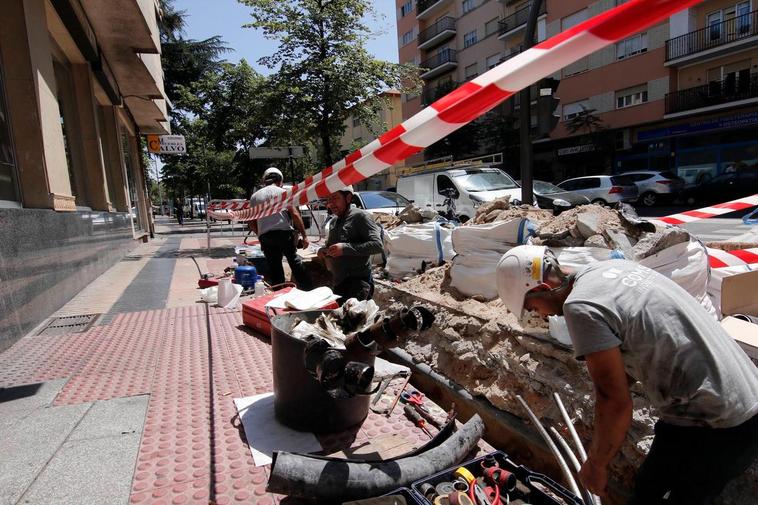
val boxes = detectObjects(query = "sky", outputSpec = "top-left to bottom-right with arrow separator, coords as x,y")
173,0 -> 400,74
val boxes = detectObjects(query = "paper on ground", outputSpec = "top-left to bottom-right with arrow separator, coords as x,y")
233,392 -> 322,466
265,287 -> 340,311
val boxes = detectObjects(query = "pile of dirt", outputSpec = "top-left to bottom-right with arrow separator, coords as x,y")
374,213 -> 402,229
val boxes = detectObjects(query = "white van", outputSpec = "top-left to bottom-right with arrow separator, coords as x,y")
396,166 -> 522,222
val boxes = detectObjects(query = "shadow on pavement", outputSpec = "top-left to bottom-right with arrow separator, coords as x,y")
0,383 -> 42,403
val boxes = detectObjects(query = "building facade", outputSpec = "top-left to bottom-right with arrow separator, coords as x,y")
0,0 -> 169,351
395,0 -> 758,184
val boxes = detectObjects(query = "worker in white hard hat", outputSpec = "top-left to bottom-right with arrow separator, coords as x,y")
496,245 -> 758,505
248,167 -> 311,289
317,185 -> 383,302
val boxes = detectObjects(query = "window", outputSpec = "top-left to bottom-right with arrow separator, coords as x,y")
737,1 -> 751,34
707,11 -> 722,40
465,63 -> 478,80
352,117 -> 360,127
486,53 -> 501,70
0,59 -> 19,203
485,17 -> 500,37
616,33 -> 647,59
401,29 -> 414,46
562,100 -> 589,121
463,30 -> 478,48
400,1 -> 413,17
53,59 -> 83,204
616,85 -> 648,109
573,177 -> 601,189
562,9 -> 588,30
437,175 -> 456,193
462,0 -> 475,14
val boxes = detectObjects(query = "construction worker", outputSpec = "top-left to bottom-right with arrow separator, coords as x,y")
495,245 -> 758,505
318,185 -> 383,302
248,167 -> 311,289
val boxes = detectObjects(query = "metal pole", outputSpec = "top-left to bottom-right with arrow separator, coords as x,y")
518,0 -> 543,206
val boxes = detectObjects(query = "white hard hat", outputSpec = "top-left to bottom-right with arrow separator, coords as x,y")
496,245 -> 548,317
339,185 -> 354,194
263,167 -> 283,180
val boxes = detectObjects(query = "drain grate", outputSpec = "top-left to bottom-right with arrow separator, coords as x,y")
121,256 -> 142,261
36,314 -> 100,336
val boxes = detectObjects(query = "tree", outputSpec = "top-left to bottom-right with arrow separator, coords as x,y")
239,0 -> 421,167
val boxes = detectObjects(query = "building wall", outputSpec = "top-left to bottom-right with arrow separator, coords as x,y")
0,0 -> 168,350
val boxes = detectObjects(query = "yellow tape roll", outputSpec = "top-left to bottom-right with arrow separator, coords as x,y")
453,466 -> 476,484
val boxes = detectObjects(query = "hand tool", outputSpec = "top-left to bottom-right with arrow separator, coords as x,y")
403,404 -> 432,439
384,372 -> 411,417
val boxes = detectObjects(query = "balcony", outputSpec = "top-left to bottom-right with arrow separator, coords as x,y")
498,2 -> 546,39
422,81 -> 460,106
666,10 -> 758,65
665,73 -> 758,117
420,49 -> 458,80
417,0 -> 453,20
418,17 -> 457,50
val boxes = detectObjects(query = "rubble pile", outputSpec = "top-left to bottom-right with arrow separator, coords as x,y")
472,196 -> 553,225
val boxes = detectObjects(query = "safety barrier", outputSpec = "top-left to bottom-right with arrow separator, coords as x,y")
708,247 -> 758,268
649,194 -> 758,226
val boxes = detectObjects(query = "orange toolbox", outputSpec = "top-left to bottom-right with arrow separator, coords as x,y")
241,287 -> 339,336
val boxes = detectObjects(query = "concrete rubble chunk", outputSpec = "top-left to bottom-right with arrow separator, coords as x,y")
584,234 -> 609,248
633,227 -> 692,260
576,213 -> 601,239
398,204 -> 424,224
604,229 -> 636,259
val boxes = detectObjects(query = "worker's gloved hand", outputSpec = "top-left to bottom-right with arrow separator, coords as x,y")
327,243 -> 346,257
579,458 -> 608,497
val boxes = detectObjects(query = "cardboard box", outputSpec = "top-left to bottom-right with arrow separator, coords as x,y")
721,316 -> 758,368
720,269 -> 758,318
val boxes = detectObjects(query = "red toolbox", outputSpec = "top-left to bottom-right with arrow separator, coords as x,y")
242,288 -> 339,336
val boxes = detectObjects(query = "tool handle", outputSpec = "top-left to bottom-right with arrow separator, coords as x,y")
403,404 -> 425,427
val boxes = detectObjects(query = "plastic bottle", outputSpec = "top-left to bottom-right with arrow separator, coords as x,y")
254,276 -> 265,297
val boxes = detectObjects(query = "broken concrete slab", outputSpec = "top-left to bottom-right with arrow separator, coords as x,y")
576,213 -> 601,239
633,227 -> 691,260
604,229 -> 636,259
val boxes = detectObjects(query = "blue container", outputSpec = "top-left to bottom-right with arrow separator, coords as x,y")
235,265 -> 258,289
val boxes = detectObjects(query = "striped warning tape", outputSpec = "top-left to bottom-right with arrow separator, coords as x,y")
208,199 -> 250,211
228,0 -> 703,223
708,247 -> 758,269
649,194 -> 758,226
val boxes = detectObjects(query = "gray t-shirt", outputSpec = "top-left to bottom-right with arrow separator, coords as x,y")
249,185 -> 292,237
564,259 -> 758,428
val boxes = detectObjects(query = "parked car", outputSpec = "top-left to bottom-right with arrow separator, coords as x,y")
619,170 -> 685,206
556,175 -> 638,206
517,180 -> 591,213
396,166 -> 522,222
681,166 -> 758,205
306,191 -> 412,235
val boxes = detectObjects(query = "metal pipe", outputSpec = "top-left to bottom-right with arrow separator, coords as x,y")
516,395 -> 583,501
553,393 -> 588,462
267,414 -> 485,500
550,427 -> 597,505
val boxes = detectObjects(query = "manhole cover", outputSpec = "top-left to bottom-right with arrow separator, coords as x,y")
36,314 -> 100,336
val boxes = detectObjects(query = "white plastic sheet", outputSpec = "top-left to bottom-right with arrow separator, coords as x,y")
385,222 -> 455,278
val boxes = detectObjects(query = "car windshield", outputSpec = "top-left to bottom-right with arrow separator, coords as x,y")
359,192 -> 411,209
452,170 -> 517,192
532,181 -> 564,195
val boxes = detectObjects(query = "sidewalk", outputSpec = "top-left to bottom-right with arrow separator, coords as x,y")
0,217 -> 475,505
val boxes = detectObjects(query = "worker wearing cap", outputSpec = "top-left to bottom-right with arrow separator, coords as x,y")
495,246 -> 758,505
318,185 -> 383,302
248,167 -> 311,289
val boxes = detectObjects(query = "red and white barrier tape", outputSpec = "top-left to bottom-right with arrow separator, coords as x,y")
708,247 -> 758,269
649,194 -> 758,226
208,199 -> 250,211
227,0 -> 702,223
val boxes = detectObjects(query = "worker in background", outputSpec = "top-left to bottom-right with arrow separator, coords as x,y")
248,167 -> 312,289
318,186 -> 383,302
495,245 -> 758,505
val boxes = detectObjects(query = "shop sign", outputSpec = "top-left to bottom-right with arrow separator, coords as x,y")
147,135 -> 186,154
638,111 -> 758,141
557,144 -> 595,156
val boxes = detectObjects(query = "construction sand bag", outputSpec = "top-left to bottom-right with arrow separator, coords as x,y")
451,218 -> 535,256
385,222 -> 455,279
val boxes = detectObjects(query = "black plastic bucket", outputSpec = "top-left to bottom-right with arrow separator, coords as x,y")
271,310 -> 373,433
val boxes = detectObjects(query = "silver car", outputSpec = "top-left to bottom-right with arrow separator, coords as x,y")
557,175 -> 638,205
620,170 -> 685,207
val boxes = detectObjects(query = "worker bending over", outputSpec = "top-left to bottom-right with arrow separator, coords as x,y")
318,186 -> 383,302
248,167 -> 311,289
496,245 -> 758,505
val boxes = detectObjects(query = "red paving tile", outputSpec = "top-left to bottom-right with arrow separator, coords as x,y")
1,303 -> 489,504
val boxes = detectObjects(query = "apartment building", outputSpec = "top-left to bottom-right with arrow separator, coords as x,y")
395,0 -> 758,184
339,90 -> 405,189
0,0 -> 170,350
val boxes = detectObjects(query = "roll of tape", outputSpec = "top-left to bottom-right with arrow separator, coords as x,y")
453,467 -> 476,484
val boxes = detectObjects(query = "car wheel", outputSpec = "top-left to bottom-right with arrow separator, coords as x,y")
591,198 -> 607,206
641,192 -> 658,207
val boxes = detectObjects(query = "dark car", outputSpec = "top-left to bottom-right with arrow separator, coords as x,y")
681,166 -> 758,205
518,180 -> 591,213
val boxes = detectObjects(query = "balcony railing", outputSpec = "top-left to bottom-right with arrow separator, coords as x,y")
665,73 -> 758,114
418,17 -> 457,48
417,0 -> 450,17
666,10 -> 758,61
420,49 -> 457,76
498,2 -> 546,37
422,81 -> 460,106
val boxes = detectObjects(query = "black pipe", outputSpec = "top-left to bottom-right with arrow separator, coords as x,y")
267,414 -> 485,500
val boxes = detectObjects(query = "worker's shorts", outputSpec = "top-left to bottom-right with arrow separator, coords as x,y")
629,412 -> 758,505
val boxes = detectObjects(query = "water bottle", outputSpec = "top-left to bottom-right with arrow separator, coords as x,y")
254,276 -> 265,297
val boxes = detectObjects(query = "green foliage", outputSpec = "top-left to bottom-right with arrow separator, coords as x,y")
239,0 -> 422,166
